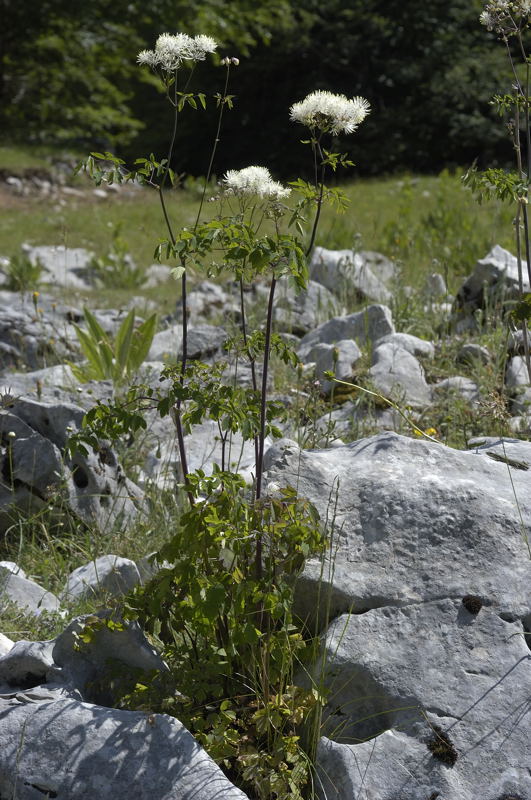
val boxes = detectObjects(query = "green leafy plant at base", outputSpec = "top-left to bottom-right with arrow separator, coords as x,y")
119,471 -> 326,800
69,306 -> 157,387
89,221 -> 146,289
2,251 -> 44,293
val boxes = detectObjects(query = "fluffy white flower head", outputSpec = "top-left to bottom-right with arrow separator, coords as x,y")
191,35 -> 218,60
137,49 -> 158,67
223,166 -> 291,199
479,0 -> 531,31
290,91 -> 370,135
137,32 -> 218,71
155,32 -> 195,69
479,9 -> 496,27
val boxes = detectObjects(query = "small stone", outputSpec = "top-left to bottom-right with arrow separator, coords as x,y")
369,342 -> 432,409
457,343 -> 491,365
62,556 -> 142,602
298,304 -> 395,362
432,376 -> 480,406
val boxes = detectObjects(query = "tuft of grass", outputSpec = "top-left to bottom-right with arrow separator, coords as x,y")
427,724 -> 458,766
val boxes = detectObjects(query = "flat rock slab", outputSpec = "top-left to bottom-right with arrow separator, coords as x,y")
315,600 -> 531,800
0,697 -> 249,799
264,432 -> 531,627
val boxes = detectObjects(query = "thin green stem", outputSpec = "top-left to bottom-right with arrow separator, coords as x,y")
193,64 -> 231,232
254,275 -> 277,575
156,73 -> 193,503
239,276 -> 259,469
306,138 -> 326,257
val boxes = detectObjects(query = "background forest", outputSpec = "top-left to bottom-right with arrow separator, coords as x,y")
0,0 -> 514,177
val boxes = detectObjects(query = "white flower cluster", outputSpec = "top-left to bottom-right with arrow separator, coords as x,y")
479,0 -> 531,31
137,32 -> 218,71
289,91 -> 370,135
222,166 -> 291,199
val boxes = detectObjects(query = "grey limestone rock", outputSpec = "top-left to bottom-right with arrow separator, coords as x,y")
453,244 -> 530,332
23,244 -> 96,289
375,331 -> 435,359
274,279 -> 341,335
62,555 -> 142,602
509,414 -> 531,434
0,293 -> 79,370
506,356 -> 531,413
262,431 -> 531,799
457,342 -> 491,365
0,561 -> 26,578
359,249 -> 396,284
0,568 -> 61,616
0,696 -> 249,800
369,341 -> 432,408
186,323 -> 227,360
0,612 -> 247,799
298,304 -> 395,362
506,355 -> 530,389
148,323 -> 227,363
0,399 -> 144,535
309,246 -> 392,303
508,327 -> 531,356
315,402 -> 411,441
0,633 -> 13,656
424,270 -> 448,298
143,263 -> 172,287
145,420 -> 268,486
175,280 -> 240,324
308,339 -> 362,395
316,603 -> 531,800
0,612 -> 166,699
432,375 -> 480,406
264,432 -> 531,627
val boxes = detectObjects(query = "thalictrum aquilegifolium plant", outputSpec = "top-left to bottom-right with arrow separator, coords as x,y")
72,29 -> 370,799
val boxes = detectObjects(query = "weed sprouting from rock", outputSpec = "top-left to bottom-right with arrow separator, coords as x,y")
427,724 -> 458,766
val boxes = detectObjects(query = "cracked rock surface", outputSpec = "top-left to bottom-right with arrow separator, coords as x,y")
265,431 -> 531,799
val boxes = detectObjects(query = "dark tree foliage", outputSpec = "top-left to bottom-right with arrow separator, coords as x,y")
199,0 -> 512,178
0,0 -> 515,174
